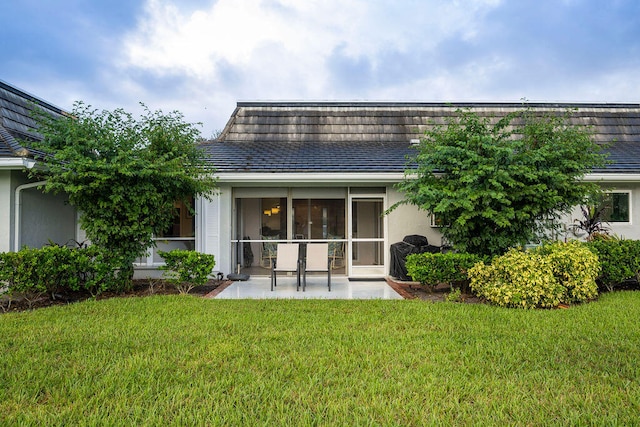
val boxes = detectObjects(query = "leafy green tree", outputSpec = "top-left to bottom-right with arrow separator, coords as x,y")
393,108 -> 606,256
31,102 -> 218,281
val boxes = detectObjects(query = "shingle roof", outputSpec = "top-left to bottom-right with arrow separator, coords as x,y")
202,140 -> 413,173
0,80 -> 64,158
205,102 -> 640,174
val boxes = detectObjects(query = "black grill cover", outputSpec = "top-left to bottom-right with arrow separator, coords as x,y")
390,235 -> 440,280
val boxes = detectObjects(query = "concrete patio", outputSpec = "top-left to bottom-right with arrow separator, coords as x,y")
209,275 -> 404,299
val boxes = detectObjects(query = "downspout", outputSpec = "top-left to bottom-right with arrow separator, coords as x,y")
14,181 -> 47,251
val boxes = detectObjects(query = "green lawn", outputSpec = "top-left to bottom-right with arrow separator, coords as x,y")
1,293 -> 639,425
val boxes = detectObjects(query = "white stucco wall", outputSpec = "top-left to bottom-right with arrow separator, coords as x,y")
561,182 -> 640,241
0,171 -> 11,252
1,171 -> 32,252
386,186 -> 442,247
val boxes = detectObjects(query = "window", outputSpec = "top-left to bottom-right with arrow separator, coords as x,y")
158,199 -> 195,238
137,198 -> 196,266
430,213 -> 446,228
601,192 -> 630,223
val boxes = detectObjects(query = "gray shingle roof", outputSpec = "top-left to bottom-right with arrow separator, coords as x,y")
0,80 -> 65,158
202,140 -> 413,173
204,102 -> 640,174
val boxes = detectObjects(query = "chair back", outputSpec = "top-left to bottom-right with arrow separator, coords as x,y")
306,243 -> 329,271
275,243 -> 299,270
329,239 -> 344,256
262,235 -> 278,256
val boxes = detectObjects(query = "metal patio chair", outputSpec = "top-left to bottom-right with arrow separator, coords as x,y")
271,243 -> 301,291
303,243 -> 331,292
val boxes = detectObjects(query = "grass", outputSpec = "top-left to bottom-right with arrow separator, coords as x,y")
1,293 -> 639,425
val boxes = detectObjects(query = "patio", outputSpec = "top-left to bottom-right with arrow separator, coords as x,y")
208,275 -> 404,299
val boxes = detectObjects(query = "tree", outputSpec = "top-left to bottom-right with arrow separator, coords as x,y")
393,108 -> 607,256
31,102 -> 218,282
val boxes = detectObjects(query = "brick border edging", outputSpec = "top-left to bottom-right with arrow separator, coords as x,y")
204,280 -> 234,298
385,277 -> 418,300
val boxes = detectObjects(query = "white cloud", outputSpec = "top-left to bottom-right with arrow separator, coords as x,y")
112,0 -> 640,131
119,0 -> 503,89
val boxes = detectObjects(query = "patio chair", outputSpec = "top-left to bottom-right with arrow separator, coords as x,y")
261,235 -> 278,268
330,240 -> 345,270
271,243 -> 301,291
302,243 -> 331,292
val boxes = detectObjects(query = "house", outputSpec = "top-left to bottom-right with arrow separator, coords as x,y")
0,80 -> 77,253
2,83 -> 640,280
197,102 -> 640,279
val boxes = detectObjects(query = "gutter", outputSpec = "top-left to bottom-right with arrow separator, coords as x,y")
0,158 -> 37,170
584,173 -> 640,183
216,171 -> 640,184
13,180 -> 47,251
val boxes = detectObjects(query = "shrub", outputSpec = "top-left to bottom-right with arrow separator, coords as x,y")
469,250 -> 562,309
469,242 -> 599,309
445,287 -> 463,302
532,240 -> 599,303
159,250 -> 215,294
0,249 -> 46,308
405,252 -> 482,289
586,238 -> 640,291
35,245 -> 81,296
0,245 -> 128,303
75,246 -> 131,296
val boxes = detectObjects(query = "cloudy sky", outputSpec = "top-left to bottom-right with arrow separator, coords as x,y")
2,0 -> 640,137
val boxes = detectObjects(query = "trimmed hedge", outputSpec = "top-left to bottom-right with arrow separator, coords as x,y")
0,245 -> 130,306
405,252 -> 482,289
469,241 -> 599,309
586,238 -> 640,292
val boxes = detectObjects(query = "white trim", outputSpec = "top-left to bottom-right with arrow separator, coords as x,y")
0,158 -> 37,170
195,196 -> 205,253
348,192 -> 387,278
585,173 -> 640,182
218,172 -> 640,184
604,190 -> 632,225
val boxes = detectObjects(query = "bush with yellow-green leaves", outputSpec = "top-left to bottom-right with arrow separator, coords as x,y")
469,241 -> 599,309
533,240 -> 600,302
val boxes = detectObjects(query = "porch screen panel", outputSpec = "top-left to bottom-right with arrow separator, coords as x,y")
293,199 -> 345,240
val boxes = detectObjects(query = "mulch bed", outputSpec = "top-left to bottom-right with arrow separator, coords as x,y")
386,277 -> 482,303
0,279 -> 230,314
2,277 -> 481,313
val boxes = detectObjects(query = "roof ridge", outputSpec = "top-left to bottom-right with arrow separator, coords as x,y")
236,101 -> 640,109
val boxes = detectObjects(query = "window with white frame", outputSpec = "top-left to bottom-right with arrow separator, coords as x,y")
601,191 -> 631,223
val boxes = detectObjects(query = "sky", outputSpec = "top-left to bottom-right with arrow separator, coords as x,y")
2,0 -> 640,138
